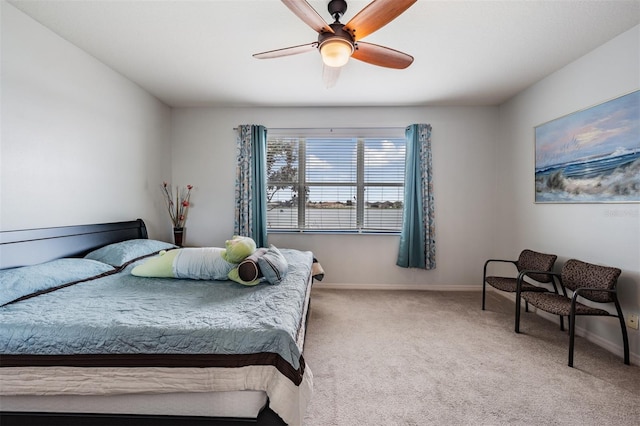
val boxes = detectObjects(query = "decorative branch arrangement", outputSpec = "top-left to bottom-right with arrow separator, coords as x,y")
161,182 -> 193,229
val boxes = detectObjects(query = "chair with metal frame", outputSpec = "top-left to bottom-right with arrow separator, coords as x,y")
515,258 -> 629,367
482,249 -> 559,314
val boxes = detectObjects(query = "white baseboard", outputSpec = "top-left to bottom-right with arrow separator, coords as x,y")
312,282 -> 480,291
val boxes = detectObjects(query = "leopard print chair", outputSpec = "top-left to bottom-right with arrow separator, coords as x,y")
482,249 -> 559,313
516,259 -> 629,367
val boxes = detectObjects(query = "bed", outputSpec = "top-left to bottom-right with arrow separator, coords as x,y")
0,219 -> 314,426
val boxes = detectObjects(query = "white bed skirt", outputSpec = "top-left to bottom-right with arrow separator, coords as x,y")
0,391 -> 268,418
0,365 -> 313,426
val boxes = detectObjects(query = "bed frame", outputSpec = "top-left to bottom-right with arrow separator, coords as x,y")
0,409 -> 286,426
0,219 -> 148,269
0,219 -> 289,426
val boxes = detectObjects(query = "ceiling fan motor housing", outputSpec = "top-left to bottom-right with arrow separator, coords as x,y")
318,22 -> 354,48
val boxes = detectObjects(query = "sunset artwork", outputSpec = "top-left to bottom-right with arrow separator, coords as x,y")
535,90 -> 640,203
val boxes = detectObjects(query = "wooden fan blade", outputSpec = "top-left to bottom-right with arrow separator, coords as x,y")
344,0 -> 417,41
281,0 -> 334,34
253,42 -> 318,59
322,64 -> 342,88
351,41 -> 413,69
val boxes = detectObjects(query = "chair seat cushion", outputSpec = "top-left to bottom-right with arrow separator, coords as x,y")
486,276 -> 549,293
522,292 -> 611,316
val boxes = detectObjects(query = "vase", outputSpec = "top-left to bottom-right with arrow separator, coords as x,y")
173,227 -> 184,247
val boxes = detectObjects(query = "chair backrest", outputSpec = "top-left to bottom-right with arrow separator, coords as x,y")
561,259 -> 622,303
516,249 -> 557,283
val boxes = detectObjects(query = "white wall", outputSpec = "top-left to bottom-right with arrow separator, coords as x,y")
0,2 -> 172,239
171,106 -> 498,288
496,25 -> 640,363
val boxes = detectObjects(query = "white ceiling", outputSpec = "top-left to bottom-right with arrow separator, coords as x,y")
8,0 -> 640,108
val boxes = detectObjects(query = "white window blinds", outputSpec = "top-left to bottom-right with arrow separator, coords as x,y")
267,128 -> 405,233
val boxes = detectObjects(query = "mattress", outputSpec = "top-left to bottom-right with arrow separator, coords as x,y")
0,365 -> 313,424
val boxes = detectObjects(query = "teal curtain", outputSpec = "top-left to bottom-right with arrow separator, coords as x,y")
397,124 -> 436,269
234,125 -> 268,247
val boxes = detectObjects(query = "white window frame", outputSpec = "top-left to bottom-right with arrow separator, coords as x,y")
266,128 -> 406,234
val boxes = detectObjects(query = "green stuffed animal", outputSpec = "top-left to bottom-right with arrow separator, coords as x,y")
221,235 -> 257,263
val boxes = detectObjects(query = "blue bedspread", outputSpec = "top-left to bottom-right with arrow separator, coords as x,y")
0,249 -> 313,370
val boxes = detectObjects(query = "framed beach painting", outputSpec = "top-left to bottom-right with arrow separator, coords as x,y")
535,90 -> 640,203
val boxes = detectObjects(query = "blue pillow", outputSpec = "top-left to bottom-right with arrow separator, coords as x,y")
257,245 -> 288,285
84,239 -> 176,267
0,258 -> 115,306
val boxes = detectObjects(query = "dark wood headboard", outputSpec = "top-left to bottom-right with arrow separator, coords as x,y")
0,219 -> 148,269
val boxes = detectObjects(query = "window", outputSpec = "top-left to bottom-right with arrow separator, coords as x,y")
266,128 -> 406,233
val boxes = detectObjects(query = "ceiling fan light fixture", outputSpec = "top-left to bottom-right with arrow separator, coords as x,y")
319,38 -> 353,68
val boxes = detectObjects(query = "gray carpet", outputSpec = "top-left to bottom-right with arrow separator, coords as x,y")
302,289 -> 640,426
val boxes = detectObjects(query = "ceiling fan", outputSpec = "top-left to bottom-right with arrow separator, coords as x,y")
253,0 -> 417,87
